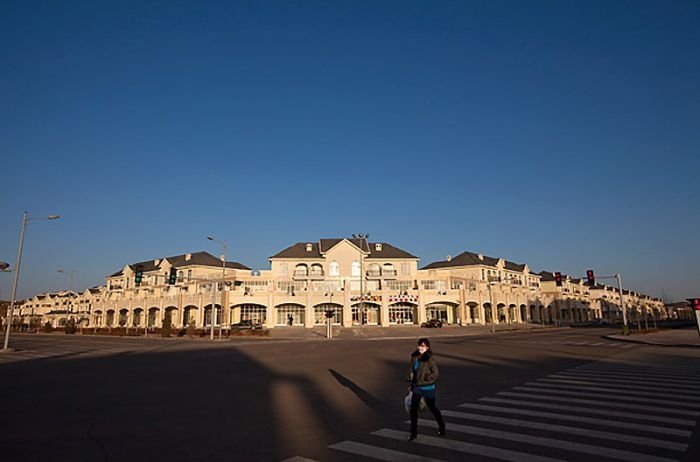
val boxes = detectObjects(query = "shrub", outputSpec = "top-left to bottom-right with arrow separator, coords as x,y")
161,317 -> 172,338
42,322 -> 53,333
64,318 -> 77,335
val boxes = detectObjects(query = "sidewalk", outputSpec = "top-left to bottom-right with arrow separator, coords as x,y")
267,323 -> 566,341
606,327 -> 700,348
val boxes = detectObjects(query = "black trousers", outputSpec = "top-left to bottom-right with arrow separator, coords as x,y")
409,390 -> 445,436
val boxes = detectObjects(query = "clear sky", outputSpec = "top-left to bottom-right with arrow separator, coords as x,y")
1,0 -> 698,301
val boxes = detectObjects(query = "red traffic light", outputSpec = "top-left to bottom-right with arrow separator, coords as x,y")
586,269 -> 595,286
554,272 -> 563,287
689,298 -> 700,310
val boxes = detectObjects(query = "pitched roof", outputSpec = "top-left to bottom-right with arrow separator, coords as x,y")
270,239 -> 416,259
421,251 -> 500,270
109,251 -> 250,277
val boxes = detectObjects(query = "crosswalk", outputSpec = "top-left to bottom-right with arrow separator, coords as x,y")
302,351 -> 700,461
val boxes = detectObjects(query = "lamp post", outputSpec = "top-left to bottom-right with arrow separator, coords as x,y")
57,269 -> 75,327
3,212 -> 60,351
352,233 -> 369,334
207,236 -> 226,340
487,279 -> 496,334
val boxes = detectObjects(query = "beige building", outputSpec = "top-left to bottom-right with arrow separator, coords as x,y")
14,238 -> 666,330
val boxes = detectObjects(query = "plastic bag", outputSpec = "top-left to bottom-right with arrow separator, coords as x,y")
404,391 -> 427,414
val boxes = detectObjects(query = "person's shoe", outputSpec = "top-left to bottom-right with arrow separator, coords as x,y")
407,434 -> 417,441
437,427 -> 446,437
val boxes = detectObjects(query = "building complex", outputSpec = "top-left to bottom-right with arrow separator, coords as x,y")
15,237 -> 666,330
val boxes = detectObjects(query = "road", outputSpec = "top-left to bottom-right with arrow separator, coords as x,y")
0,328 -> 698,462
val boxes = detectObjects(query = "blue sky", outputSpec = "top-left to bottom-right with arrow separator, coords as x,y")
1,0 -> 698,301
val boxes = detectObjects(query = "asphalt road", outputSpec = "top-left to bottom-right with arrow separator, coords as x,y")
1,328 -> 698,462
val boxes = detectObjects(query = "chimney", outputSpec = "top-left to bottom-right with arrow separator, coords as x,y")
478,254 -> 484,261
185,253 -> 192,261
446,255 -> 452,262
375,243 -> 382,251
154,259 -> 160,266
305,243 -> 313,252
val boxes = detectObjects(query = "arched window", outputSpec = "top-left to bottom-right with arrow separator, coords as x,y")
310,263 -> 324,277
294,264 -> 308,277
329,261 -> 340,276
351,261 -> 361,277
382,263 -> 395,276
367,263 -> 381,277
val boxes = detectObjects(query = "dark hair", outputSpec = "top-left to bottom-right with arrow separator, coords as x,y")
418,338 -> 430,347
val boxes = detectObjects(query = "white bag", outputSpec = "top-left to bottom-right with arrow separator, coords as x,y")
404,391 -> 427,414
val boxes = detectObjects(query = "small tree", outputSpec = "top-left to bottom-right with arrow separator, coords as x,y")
161,316 -> 172,338
64,318 -> 77,335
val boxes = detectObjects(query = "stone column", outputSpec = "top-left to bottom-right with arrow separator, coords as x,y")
305,286 -> 314,328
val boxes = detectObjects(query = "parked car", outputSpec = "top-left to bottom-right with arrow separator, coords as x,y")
420,319 -> 443,328
230,319 -> 262,330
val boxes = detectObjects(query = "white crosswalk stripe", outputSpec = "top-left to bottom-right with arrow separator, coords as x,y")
536,377 -> 700,396
434,410 -> 688,451
511,384 -> 700,409
414,419 -> 677,462
457,403 -> 692,437
552,371 -> 700,386
477,397 -> 695,425
496,391 -> 700,416
326,352 -> 698,462
526,380 -> 700,401
329,441 -> 444,461
372,428 -> 566,462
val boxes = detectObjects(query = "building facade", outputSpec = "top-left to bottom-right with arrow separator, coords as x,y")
13,238 -> 666,330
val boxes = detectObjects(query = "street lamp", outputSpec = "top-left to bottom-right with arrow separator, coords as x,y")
3,212 -> 60,351
207,235 -> 227,340
352,233 -> 369,332
57,269 -> 75,327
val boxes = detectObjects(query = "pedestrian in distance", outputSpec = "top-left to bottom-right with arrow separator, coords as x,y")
288,314 -> 294,326
406,337 -> 445,441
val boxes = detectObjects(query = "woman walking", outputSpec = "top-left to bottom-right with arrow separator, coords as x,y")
406,338 -> 445,441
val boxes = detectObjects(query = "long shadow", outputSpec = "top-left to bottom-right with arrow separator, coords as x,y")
2,333 -> 680,461
329,368 -> 383,411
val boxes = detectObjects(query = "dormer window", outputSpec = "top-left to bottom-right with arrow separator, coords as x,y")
375,243 -> 382,251
305,243 -> 313,252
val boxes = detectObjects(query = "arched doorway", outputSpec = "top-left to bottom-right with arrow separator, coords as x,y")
389,303 -> 416,325
425,303 -> 455,324
119,308 -> 130,327
314,303 -> 342,325
132,308 -> 143,327
183,305 -> 198,327
229,303 -> 267,325
148,307 -> 160,327
352,302 -> 380,325
106,310 -> 116,327
203,304 -> 222,327
275,303 -> 303,326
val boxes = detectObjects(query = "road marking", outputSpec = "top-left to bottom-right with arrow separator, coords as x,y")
329,440 -> 444,461
554,371 -> 700,386
572,369 -> 700,383
456,403 -> 691,437
512,385 -> 700,409
372,428 -> 566,462
436,411 -> 687,451
415,419 -> 678,462
529,381 -> 700,402
576,366 -> 700,379
537,377 -> 700,396
549,373 -> 700,390
497,391 -> 700,416
478,397 -> 696,426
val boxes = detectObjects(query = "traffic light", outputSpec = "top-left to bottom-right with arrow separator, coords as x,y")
134,265 -> 144,286
586,269 -> 595,286
168,267 -> 177,285
554,272 -> 563,287
689,298 -> 700,311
